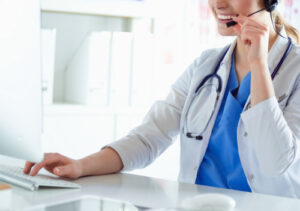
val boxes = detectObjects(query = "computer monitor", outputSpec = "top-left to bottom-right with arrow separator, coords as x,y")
0,0 -> 43,163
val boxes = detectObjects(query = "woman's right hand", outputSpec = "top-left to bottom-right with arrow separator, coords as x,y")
23,153 -> 83,179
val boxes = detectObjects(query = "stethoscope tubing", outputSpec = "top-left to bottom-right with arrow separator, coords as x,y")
271,37 -> 293,79
194,45 -> 231,94
184,37 -> 293,141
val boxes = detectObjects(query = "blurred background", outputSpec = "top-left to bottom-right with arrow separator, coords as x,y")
40,0 -> 300,181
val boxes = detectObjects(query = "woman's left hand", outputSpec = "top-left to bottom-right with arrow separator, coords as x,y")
232,16 -> 269,67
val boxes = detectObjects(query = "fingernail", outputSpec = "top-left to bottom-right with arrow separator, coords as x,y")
55,168 -> 60,175
232,14 -> 239,19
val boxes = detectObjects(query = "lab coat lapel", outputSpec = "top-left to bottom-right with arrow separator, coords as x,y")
218,39 -> 237,89
267,29 -> 290,75
200,40 -> 237,139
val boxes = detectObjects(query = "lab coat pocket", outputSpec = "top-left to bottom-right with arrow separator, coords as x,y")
185,83 -> 218,134
179,133 -> 207,183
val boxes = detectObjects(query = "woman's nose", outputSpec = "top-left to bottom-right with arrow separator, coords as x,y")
213,0 -> 228,10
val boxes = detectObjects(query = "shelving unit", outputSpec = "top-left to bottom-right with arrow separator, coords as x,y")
41,0 -> 156,103
41,2 -> 157,132
40,0 -> 180,182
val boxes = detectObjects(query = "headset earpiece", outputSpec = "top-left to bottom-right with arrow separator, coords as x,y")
264,0 -> 278,12
226,0 -> 279,28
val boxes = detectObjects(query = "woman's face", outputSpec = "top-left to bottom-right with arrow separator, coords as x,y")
208,0 -> 265,36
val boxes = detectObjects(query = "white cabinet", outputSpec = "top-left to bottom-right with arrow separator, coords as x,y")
41,7 -> 155,103
41,1 -> 156,149
41,0 -> 181,181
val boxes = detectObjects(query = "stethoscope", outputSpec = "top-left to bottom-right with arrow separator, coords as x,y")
184,37 -> 293,141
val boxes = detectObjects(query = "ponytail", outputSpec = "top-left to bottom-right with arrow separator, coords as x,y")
272,10 -> 300,44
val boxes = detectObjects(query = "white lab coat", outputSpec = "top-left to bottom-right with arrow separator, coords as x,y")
107,31 -> 300,198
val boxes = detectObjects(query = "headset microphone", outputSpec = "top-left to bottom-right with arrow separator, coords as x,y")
226,8 -> 266,28
226,20 -> 238,28
226,0 -> 278,28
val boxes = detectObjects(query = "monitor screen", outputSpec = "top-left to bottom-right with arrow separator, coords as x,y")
0,0 -> 43,162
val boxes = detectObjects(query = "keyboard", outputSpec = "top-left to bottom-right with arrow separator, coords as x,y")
0,165 -> 81,191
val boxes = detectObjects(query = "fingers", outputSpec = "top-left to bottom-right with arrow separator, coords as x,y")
26,153 -> 80,179
24,161 -> 35,174
232,16 -> 246,25
29,161 -> 47,176
29,153 -> 65,176
231,16 -> 268,44
230,16 -> 246,35
232,16 -> 268,31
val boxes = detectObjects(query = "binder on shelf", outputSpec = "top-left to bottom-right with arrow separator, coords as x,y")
130,33 -> 155,106
41,28 -> 56,105
109,32 -> 133,107
64,31 -> 112,106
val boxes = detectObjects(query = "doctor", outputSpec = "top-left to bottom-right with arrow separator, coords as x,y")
25,0 -> 300,198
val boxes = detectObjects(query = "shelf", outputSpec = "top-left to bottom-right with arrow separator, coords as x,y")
41,0 -> 158,18
44,103 -> 150,116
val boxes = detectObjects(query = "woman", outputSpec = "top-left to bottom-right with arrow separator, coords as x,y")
25,0 -> 300,197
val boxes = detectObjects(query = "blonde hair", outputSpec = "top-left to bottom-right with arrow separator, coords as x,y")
272,8 -> 300,44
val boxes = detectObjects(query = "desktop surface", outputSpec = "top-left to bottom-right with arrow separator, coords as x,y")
5,172 -> 300,211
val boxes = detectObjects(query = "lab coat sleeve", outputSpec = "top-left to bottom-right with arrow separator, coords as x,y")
241,76 -> 300,176
105,56 -> 206,171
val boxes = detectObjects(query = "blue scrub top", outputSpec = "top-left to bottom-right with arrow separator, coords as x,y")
195,53 -> 252,192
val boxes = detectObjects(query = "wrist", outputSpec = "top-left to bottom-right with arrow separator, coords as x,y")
76,158 -> 85,177
250,60 -> 269,73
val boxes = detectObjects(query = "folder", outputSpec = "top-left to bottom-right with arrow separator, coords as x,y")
65,31 -> 112,106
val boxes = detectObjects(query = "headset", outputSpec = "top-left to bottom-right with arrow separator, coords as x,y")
265,0 -> 278,12
226,0 -> 279,27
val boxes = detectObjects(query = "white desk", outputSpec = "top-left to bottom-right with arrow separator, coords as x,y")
5,172 -> 300,210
